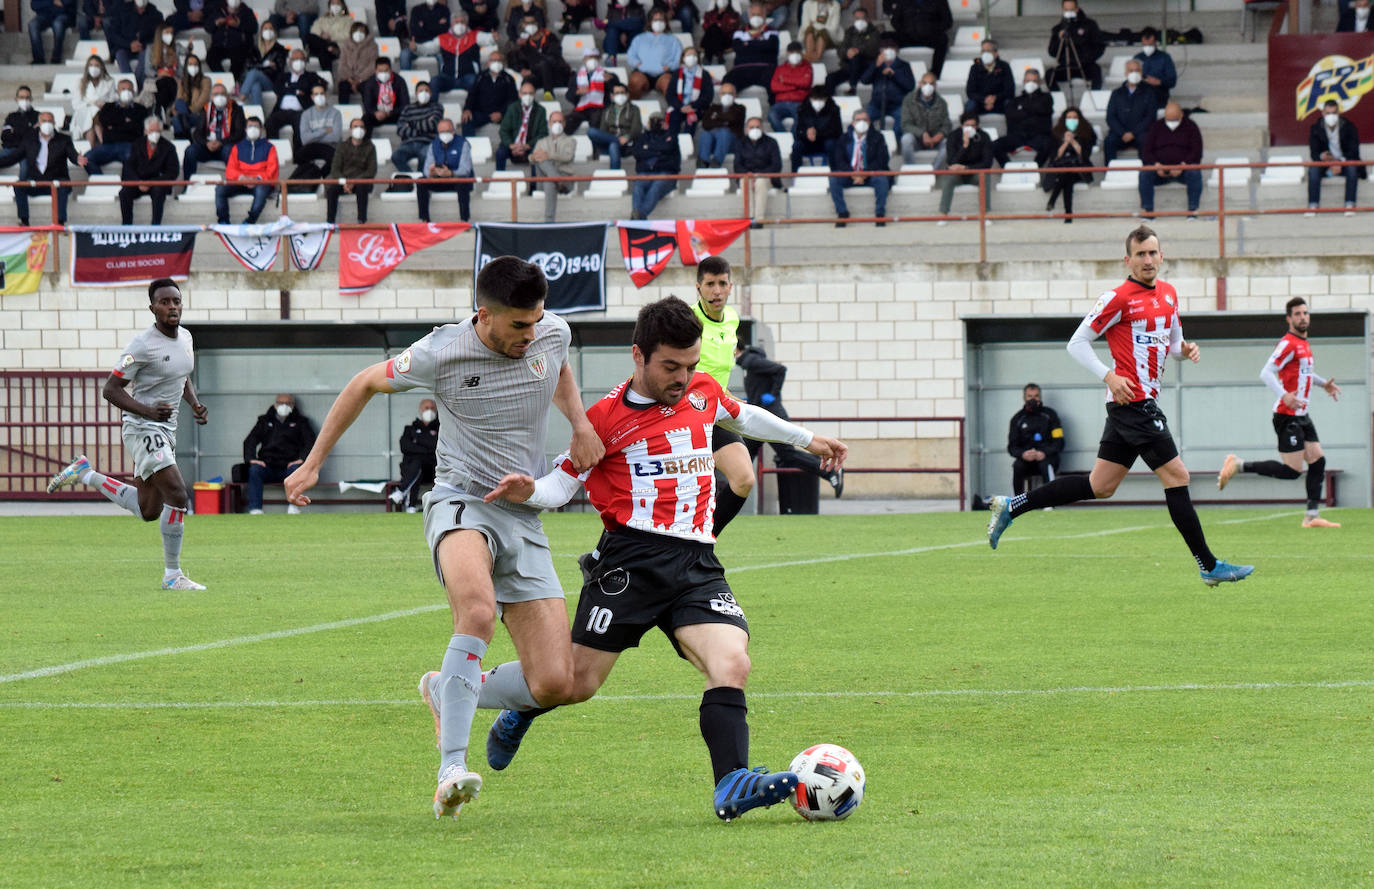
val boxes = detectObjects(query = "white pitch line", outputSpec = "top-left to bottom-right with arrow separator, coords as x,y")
4,678 -> 1374,710
0,510 -> 1305,686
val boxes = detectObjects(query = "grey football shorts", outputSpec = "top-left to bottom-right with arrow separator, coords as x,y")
122,423 -> 178,480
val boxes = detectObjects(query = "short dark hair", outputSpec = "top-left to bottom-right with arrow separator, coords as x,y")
960,110 -> 979,125
1141,25 -> 1159,40
808,85 -> 829,100
476,256 -> 547,310
1024,382 -> 1040,393
246,115 -> 262,125
375,56 -> 392,67
148,277 -> 179,302
1323,99 -> 1339,111
787,40 -> 802,52
1286,296 -> 1307,316
697,255 -> 731,282
1125,224 -> 1157,255
634,296 -> 702,360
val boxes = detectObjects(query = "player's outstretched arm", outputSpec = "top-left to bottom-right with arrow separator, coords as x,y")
553,362 -> 605,472
286,361 -> 395,506
182,379 -> 208,425
485,465 -> 583,509
804,434 -> 848,473
1323,378 -> 1341,400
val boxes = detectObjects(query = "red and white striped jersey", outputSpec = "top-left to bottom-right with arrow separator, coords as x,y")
1085,278 -> 1183,402
1267,333 -> 1315,416
556,372 -> 743,543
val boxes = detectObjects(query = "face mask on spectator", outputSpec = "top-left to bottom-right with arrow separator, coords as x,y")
980,51 -> 994,65
420,409 -> 437,423
438,131 -> 455,143
720,93 -> 735,106
853,119 -> 869,134
418,90 -> 431,103
147,130 -> 161,143
749,14 -> 764,27
520,92 -> 534,106
717,0 -> 729,7
550,121 -> 564,134
1142,43 -> 1156,56
352,126 -> 366,139
810,99 -> 824,111
1164,119 -> 1180,130
17,98 -> 31,111
1065,116 -> 1079,131
747,126 -> 762,140
292,58 -> 306,72
1024,80 -> 1039,93
187,64 -> 200,75
162,31 -> 174,44
119,89 -> 133,103
787,52 -> 802,65
523,23 -> 538,35
227,0 -> 239,8
246,125 -> 262,139
920,82 -> 934,97
275,403 -> 292,419
613,92 -> 628,105
1062,9 -> 1076,18
377,70 -> 391,82
351,30 -> 365,42
39,121 -> 55,136
263,29 -> 275,40
313,93 -> 328,106
330,4 -> 342,13
853,18 -> 868,30
489,61 -> 504,74
1126,71 -> 1141,85
651,19 -> 666,31
962,124 -> 976,138
88,65 -> 102,78
684,54 -> 699,67
1325,112 -> 1340,127
882,48 -> 896,61
454,23 -> 468,34
212,93 -> 228,107
585,57 -> 598,70
426,0 -> 436,6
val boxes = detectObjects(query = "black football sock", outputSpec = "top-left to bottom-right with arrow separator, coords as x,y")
699,686 -> 749,784
1243,459 -> 1302,480
1304,456 -> 1326,511
1009,475 -> 1095,518
712,471 -> 748,537
1164,485 -> 1217,572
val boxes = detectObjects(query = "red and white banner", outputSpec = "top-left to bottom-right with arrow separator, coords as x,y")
68,226 -> 197,287
614,219 -> 750,287
338,222 -> 471,295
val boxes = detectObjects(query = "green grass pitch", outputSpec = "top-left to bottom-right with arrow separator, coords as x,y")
2,507 -> 1372,889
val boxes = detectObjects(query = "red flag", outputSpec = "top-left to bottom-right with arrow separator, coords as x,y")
616,220 -> 677,288
339,222 -> 470,295
676,219 -> 750,265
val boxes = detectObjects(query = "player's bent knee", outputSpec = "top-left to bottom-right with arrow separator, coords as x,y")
709,649 -> 751,687
526,669 -> 576,707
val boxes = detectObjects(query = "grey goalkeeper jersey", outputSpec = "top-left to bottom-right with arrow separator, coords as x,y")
111,324 -> 195,434
386,314 -> 571,510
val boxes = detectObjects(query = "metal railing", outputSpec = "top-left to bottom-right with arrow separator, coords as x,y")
0,371 -> 125,499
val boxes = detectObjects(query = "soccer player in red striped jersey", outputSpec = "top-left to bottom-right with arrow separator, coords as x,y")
1216,297 -> 1342,527
478,296 -> 849,820
986,225 -> 1254,587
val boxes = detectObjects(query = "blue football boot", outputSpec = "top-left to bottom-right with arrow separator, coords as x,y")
1200,560 -> 1255,587
986,495 -> 1014,550
713,766 -> 798,821
486,708 -> 538,771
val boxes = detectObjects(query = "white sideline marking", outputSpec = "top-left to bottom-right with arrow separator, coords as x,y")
4,678 -> 1373,710
0,510 -> 1303,686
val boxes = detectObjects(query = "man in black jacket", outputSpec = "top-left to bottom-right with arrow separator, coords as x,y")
15,112 -> 88,226
828,109 -> 889,227
119,117 -> 179,224
1006,382 -> 1064,495
937,110 -> 993,216
243,394 -> 317,514
392,399 -> 439,512
85,79 -> 150,174
461,51 -> 518,137
965,39 -> 1014,115
1307,99 -> 1364,214
885,0 -> 951,78
0,86 -> 39,173
1047,0 -> 1103,89
734,116 -> 782,227
735,342 -> 843,497
266,49 -> 327,139
792,86 -> 842,167
992,69 -> 1052,166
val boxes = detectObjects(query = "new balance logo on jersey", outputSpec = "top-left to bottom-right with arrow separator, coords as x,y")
462,375 -> 481,388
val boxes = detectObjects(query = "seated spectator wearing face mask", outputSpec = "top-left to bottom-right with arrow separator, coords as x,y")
417,118 -> 474,222
1133,26 -> 1176,105
829,110 -> 890,227
119,116 -> 179,225
325,119 -> 377,223
964,39 -> 1013,116
393,399 -> 440,512
936,111 -> 993,218
824,8 -> 878,96
587,82 -> 641,169
667,46 -> 715,136
1006,383 -> 1064,495
0,87 -> 39,174
734,116 -> 782,225
992,70 -> 1053,167
1103,58 -> 1157,163
242,395 -> 317,515
85,79 -> 150,174
215,115 -> 278,225
792,85 -> 841,167
1306,100 -> 1364,216
697,83 -> 745,167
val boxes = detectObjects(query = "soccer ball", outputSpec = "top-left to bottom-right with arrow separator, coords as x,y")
789,743 -> 865,821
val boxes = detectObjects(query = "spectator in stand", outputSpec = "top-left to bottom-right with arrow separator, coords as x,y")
417,118 -> 474,221
1134,27 -> 1176,105
243,395 -> 316,515
376,0 -> 408,37
724,5 -> 778,94
503,0 -> 544,42
829,110 -> 889,227
565,47 -> 615,135
296,83 -> 342,168
0,87 -> 39,174
167,0 -> 211,31
965,39 -> 1014,115
697,82 -> 745,167
1338,0 -> 1371,31
1306,99 -> 1363,216
509,12 -> 571,95
496,80 -> 547,169
462,50 -> 518,136
530,110 -> 575,221
72,56 -> 118,143
761,0 -> 788,29
172,53 -> 211,139
183,83 -> 245,176
400,0 -> 452,69
993,68 -> 1052,167
1040,106 -> 1095,221
29,0 -> 76,65
109,0 -> 163,81
936,111 -> 993,220
768,41 -> 812,133
1104,58 -> 1157,162
208,0 -> 258,80
269,0 -> 317,41
1046,0 -> 1103,89
661,0 -> 698,35
629,112 -> 680,218
1137,102 -> 1202,220
462,0 -> 500,34
308,0 -> 355,65
561,0 -> 595,36
587,80 -> 641,168
601,0 -> 646,65
886,0 -> 951,78
798,0 -> 842,62
14,112 -> 87,226
215,115 -> 278,224
118,116 -> 178,224
361,56 -> 411,132
735,116 -> 782,226
85,78 -> 148,174
266,49 -> 326,139
701,0 -> 740,65
77,0 -> 106,40
335,21 -> 379,103
239,21 -> 290,106
667,48 -> 715,136
394,400 -> 439,512
825,7 -> 878,96
141,24 -> 181,118
626,8 -> 681,98
325,117 -> 377,223
435,12 -> 489,94
792,85 -> 841,167
393,80 -> 443,173
899,71 -> 948,164
863,38 -> 915,141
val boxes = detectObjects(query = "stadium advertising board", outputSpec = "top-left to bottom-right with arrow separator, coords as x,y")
68,226 -> 197,287
1268,32 -> 1374,145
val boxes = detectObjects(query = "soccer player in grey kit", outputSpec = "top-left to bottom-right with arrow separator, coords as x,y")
285,257 -> 604,820
47,278 -> 210,590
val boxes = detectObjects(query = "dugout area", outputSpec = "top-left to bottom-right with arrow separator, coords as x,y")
964,312 -> 1372,509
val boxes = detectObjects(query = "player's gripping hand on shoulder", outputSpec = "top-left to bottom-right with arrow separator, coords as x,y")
485,473 -> 537,504
284,463 -> 319,506
805,435 -> 848,473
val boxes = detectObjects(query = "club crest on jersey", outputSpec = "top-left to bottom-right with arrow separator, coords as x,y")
120,354 -> 135,368
527,353 -> 547,379
394,349 -> 412,374
1164,294 -> 1174,306
688,391 -> 706,411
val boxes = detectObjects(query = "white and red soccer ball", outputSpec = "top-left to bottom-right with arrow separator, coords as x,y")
790,744 -> 865,821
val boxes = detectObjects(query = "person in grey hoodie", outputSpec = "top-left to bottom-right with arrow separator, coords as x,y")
296,82 -> 343,168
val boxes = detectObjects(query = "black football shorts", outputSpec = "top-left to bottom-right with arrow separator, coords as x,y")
1097,399 -> 1180,471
